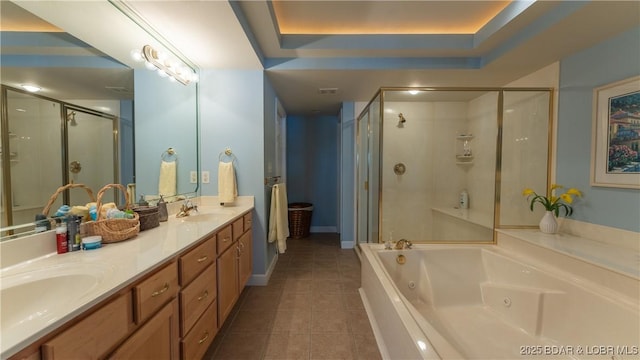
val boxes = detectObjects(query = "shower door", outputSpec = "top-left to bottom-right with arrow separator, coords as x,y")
66,107 -> 118,206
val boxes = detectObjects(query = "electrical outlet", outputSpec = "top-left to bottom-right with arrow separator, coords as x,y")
190,171 -> 197,184
202,171 -> 210,184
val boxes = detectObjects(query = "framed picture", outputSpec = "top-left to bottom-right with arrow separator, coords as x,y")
591,75 -> 640,189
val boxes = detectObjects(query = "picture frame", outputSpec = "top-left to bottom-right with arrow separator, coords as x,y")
591,75 -> 640,189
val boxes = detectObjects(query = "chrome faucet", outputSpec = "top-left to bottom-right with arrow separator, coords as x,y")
394,239 -> 412,250
176,200 -> 198,218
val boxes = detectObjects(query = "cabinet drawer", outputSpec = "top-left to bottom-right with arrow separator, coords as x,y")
108,299 -> 179,360
135,262 -> 178,323
243,212 -> 252,230
42,292 -> 132,359
179,236 -> 216,286
181,300 -> 217,360
232,217 -> 244,241
216,225 -> 233,254
179,263 -> 216,335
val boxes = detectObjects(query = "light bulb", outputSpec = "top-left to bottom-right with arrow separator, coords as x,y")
130,49 -> 143,62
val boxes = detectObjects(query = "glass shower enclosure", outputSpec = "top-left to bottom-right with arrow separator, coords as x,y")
356,87 -> 554,245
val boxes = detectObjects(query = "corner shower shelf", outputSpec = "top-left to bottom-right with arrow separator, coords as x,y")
456,134 -> 474,164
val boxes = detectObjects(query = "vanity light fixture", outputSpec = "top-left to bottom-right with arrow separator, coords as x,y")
20,84 -> 41,93
132,45 -> 198,85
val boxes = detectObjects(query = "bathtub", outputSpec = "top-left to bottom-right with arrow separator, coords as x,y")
359,244 -> 640,359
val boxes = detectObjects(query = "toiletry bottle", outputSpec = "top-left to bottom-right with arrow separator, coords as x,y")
460,190 -> 469,209
56,219 -> 68,254
73,216 -> 82,251
66,215 -> 77,252
35,214 -> 50,233
158,195 -> 168,222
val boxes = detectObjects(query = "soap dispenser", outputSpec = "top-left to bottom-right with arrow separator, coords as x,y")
157,195 -> 168,222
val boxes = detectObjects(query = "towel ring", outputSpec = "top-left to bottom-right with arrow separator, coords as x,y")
161,147 -> 178,162
219,147 -> 237,164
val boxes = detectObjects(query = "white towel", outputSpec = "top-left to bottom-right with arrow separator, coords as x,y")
268,183 -> 290,254
158,160 -> 176,197
218,161 -> 237,203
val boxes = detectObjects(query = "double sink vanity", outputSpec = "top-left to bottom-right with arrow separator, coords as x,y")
1,196 -> 254,360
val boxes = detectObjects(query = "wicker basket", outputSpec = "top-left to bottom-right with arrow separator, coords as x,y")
288,202 -> 313,239
84,183 -> 140,243
42,183 -> 96,219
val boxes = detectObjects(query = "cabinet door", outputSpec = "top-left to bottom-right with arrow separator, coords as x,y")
109,299 -> 179,360
42,292 -> 132,360
217,245 -> 238,325
238,231 -> 252,288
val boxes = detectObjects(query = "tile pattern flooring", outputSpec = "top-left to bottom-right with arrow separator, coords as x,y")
206,233 -> 382,360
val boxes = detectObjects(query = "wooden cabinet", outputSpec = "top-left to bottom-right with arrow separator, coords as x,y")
109,299 -> 179,360
11,210 -> 253,360
135,262 -> 179,323
180,300 -> 217,360
217,243 -> 239,324
178,234 -> 218,359
217,211 -> 253,326
238,231 -> 252,288
42,292 -> 133,360
41,261 -> 179,360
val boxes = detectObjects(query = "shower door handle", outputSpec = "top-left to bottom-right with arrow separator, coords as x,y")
70,160 -> 82,173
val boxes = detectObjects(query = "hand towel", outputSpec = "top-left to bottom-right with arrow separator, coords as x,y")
268,183 -> 290,254
218,161 -> 237,203
158,160 -> 177,197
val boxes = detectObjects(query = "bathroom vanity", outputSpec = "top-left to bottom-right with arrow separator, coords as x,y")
1,197 -> 254,360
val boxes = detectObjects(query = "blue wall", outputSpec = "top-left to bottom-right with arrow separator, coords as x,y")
340,103 -> 356,244
134,70 -> 198,198
557,26 -> 640,232
199,69 -> 271,277
287,115 -> 339,229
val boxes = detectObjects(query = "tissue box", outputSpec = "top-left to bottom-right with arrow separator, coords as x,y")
133,206 -> 159,231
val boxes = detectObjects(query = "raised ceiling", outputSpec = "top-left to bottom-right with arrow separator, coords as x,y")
271,1 -> 511,35
4,1 -> 639,116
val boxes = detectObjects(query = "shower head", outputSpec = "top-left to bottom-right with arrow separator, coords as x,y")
67,111 -> 77,126
397,113 -> 407,127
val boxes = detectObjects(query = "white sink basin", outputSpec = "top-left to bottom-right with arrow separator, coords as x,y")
1,263 -> 113,332
179,213 -> 220,223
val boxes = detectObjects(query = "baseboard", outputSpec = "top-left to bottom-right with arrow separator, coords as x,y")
310,226 -> 337,233
341,241 -> 355,249
247,253 -> 278,286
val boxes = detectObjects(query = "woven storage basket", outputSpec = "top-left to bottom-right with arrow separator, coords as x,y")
42,183 -> 96,219
133,206 -> 159,231
287,202 -> 313,239
85,183 -> 140,243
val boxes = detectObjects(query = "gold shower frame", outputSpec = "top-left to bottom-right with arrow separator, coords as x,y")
355,86 -> 555,246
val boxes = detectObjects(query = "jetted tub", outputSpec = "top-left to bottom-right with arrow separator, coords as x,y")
359,244 -> 640,359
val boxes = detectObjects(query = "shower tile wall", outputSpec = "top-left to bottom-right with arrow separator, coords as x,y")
381,101 -> 468,242
381,97 -> 498,242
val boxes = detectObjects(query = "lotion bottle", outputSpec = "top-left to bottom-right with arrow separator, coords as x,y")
56,219 -> 68,254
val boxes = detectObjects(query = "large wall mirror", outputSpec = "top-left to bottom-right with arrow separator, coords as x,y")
0,1 -> 199,239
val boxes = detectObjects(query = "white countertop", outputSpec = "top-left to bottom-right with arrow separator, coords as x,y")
496,228 -> 640,279
0,196 -> 254,359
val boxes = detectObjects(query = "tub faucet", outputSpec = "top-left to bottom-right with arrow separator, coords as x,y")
176,200 -> 198,218
394,239 -> 412,250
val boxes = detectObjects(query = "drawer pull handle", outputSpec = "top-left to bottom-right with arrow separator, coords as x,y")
151,283 -> 170,297
197,255 -> 208,263
198,331 -> 209,344
198,290 -> 209,301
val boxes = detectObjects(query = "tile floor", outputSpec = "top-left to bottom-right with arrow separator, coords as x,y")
205,233 -> 382,360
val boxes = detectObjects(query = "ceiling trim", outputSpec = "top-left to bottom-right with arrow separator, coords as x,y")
265,56 -> 481,70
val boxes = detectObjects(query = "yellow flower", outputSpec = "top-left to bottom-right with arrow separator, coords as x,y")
550,195 -> 558,203
550,184 -> 563,190
560,193 -> 573,204
522,188 -> 534,196
566,188 -> 582,197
